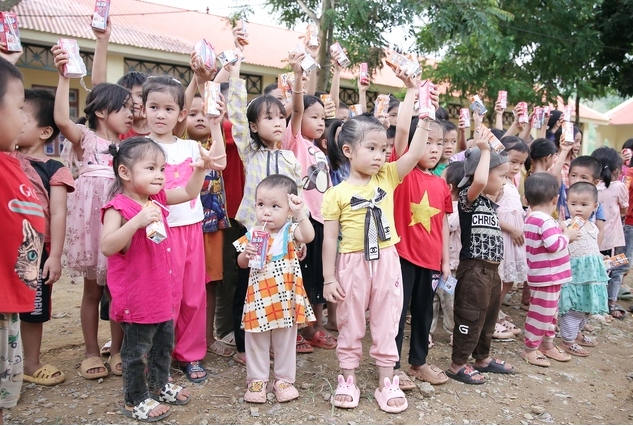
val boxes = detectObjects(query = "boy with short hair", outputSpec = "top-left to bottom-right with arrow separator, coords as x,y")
522,173 -> 579,366
445,127 -> 514,384
0,56 -> 46,420
14,89 -> 75,385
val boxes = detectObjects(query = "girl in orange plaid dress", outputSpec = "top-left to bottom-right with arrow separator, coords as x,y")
234,174 -> 315,403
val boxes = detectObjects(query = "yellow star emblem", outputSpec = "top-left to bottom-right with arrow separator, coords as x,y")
410,191 -> 441,232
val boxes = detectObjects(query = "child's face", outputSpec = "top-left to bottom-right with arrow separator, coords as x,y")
250,104 -> 286,147
506,150 -> 528,180
269,88 -> 285,105
186,97 -> 210,142
0,78 -> 27,151
418,125 -> 444,170
255,185 -> 291,232
124,152 -> 166,196
442,130 -> 457,160
336,106 -> 349,121
569,166 -> 598,186
466,137 -> 475,149
571,132 -> 582,157
104,99 -> 134,136
301,102 -> 325,141
16,101 -> 46,148
130,85 -> 144,121
144,91 -> 185,137
345,130 -> 387,177
484,162 -> 509,195
388,105 -> 399,127
385,137 -> 394,161
567,191 -> 597,221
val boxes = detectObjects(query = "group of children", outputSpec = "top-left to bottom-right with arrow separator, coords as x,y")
1,17 -> 632,422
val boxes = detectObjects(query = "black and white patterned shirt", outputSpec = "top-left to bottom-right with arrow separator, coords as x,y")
458,187 -> 504,262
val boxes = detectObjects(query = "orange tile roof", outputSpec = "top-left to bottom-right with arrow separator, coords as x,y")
13,0 -> 404,88
606,98 -> 633,125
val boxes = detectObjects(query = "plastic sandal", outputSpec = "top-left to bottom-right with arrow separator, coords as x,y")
575,334 -> 597,347
207,340 -> 236,357
492,323 -> 514,340
445,366 -> 486,384
152,383 -> 190,405
521,350 -> 551,367
244,380 -> 267,403
308,331 -> 337,349
296,334 -> 314,353
23,364 -> 66,386
108,353 -> 123,376
539,345 -> 572,362
220,332 -> 236,347
500,319 -> 522,336
561,343 -> 590,357
123,398 -> 170,422
179,361 -> 207,383
374,376 -> 408,413
100,340 -> 112,356
330,375 -> 360,408
394,370 -> 416,391
476,358 -> 515,374
273,380 -> 299,403
408,364 -> 449,385
80,356 -> 109,380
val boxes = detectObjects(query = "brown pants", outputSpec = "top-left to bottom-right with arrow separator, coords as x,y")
451,259 -> 501,365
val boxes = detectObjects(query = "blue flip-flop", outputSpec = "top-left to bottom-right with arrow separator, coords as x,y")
179,361 -> 207,383
445,366 -> 486,385
476,358 -> 515,374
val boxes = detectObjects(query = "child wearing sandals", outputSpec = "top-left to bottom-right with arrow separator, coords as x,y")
522,173 -> 580,367
446,131 -> 515,385
101,137 -> 216,421
558,182 -> 609,357
234,174 -> 315,403
322,107 -> 431,413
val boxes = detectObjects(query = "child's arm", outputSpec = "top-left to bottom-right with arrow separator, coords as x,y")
52,45 -> 84,146
288,194 -> 315,244
225,54 -> 249,161
395,120 -> 430,180
457,116 -> 467,152
237,243 -> 257,268
466,128 -> 492,203
358,74 -> 369,113
548,136 -> 573,185
101,205 -> 161,256
329,48 -> 342,109
393,71 -> 418,158
164,145 -> 212,205
596,219 -> 605,248
494,100 -> 504,130
618,182 -> 629,215
305,41 -> 318,96
542,220 -> 579,254
500,219 -> 525,246
0,41 -> 23,64
207,97 -> 228,171
43,186 -> 68,284
322,219 -> 345,302
90,19 -> 111,86
518,111 -> 533,142
441,215 -> 451,279
288,50 -> 305,137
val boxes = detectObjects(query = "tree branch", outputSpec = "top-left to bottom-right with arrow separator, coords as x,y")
296,0 -> 319,24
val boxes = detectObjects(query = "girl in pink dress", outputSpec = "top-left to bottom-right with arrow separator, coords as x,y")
101,137 -> 212,421
488,137 -> 530,335
52,44 -> 133,380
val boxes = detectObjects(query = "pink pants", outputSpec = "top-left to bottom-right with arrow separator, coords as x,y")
245,324 -> 297,383
336,246 -> 402,369
170,223 -> 208,362
524,284 -> 561,350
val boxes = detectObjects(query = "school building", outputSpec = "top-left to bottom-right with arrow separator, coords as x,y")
9,0 -> 630,156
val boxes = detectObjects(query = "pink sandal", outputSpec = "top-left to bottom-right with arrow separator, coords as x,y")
273,380 -> 299,403
330,375 -> 360,409
374,376 -> 408,413
244,380 -> 267,403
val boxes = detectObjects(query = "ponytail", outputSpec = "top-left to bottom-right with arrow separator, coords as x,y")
326,119 -> 346,171
591,146 -> 622,188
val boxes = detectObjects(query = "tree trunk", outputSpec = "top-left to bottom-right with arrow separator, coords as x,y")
575,94 -> 581,127
0,0 -> 22,11
316,0 -> 333,92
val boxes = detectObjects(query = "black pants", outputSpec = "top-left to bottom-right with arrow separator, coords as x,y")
232,265 -> 249,353
395,258 -> 438,369
216,219 -> 245,338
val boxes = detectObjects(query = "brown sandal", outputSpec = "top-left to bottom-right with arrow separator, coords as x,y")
408,364 -> 448,385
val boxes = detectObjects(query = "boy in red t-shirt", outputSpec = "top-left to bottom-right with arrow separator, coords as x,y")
0,56 -> 46,420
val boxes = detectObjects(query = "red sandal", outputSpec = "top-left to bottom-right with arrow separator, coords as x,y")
308,331 -> 337,349
296,335 -> 314,353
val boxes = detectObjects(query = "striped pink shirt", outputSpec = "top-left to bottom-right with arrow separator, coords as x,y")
524,211 -> 572,286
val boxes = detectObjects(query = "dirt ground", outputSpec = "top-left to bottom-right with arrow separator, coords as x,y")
4,277 -> 633,425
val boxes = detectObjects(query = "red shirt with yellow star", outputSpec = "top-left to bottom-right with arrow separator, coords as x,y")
392,158 -> 452,270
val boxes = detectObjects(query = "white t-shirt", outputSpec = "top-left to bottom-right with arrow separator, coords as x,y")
158,138 -> 204,227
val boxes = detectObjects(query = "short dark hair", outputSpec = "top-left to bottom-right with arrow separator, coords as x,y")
142,76 -> 185,110
256,173 -> 298,196
117,71 -> 148,90
263,82 -> 279,95
524,172 -> 559,206
25,89 -> 59,143
569,155 -> 601,181
108,137 -> 165,199
338,101 -> 349,111
441,120 -> 457,133
386,125 -> 396,139
445,161 -> 465,192
246,95 -> 287,150
568,181 -> 598,202
0,57 -> 22,109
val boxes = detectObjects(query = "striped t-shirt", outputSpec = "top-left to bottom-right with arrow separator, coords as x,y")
524,211 -> 572,286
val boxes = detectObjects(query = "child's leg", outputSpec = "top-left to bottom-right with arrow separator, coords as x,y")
245,330 -> 271,383
0,314 -> 24,416
204,231 -> 229,353
325,302 -> 338,331
216,220 -> 244,339
172,225 -> 208,373
232,266 -> 249,361
394,257 -> 415,371
607,246 -> 627,318
500,281 -> 513,306
120,322 -> 169,417
367,248 -> 405,408
333,252 -> 371,403
103,286 -> 123,374
559,311 -> 584,344
80,277 -> 106,375
147,320 -> 190,401
430,291 -> 440,335
272,325 -> 297,383
523,285 -> 560,351
406,265 -> 436,369
439,288 -> 455,335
